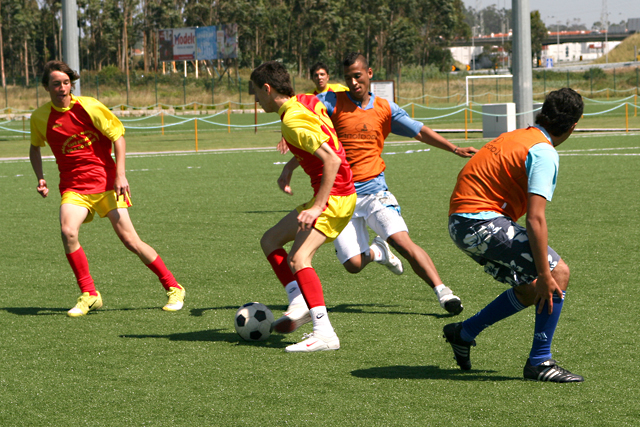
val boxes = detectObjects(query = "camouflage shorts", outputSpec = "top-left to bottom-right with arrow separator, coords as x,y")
448,215 -> 560,287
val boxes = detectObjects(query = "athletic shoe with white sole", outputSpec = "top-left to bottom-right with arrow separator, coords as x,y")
523,358 -> 584,383
272,303 -> 311,334
162,285 -> 185,311
285,331 -> 340,353
435,286 -> 464,315
443,322 -> 475,370
67,291 -> 103,317
372,236 -> 403,275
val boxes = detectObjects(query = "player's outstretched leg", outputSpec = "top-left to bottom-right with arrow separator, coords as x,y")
163,285 -> 185,311
443,322 -> 475,370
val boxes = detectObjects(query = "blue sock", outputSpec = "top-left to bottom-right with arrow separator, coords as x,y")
461,288 -> 527,342
529,291 -> 566,366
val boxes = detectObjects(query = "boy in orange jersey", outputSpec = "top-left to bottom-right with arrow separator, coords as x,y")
251,61 -> 356,352
444,88 -> 584,382
309,62 -> 349,95
29,60 -> 185,317
312,52 -> 477,315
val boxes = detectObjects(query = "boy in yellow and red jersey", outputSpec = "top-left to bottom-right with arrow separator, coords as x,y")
29,60 -> 185,317
309,62 -> 348,95
314,52 -> 477,315
443,88 -> 584,382
251,61 -> 356,352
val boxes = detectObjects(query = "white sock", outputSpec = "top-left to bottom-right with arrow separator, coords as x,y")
370,243 -> 383,262
434,284 -> 446,294
309,306 -> 334,336
285,281 -> 305,306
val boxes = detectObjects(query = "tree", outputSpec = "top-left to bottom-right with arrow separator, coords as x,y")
530,10 -> 547,66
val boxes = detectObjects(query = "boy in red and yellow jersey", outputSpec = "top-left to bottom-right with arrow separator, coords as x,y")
444,88 -> 584,382
252,61 -> 356,352
309,62 -> 348,95
29,60 -> 185,317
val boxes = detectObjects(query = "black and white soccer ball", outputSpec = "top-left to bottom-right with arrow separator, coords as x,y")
234,302 -> 275,341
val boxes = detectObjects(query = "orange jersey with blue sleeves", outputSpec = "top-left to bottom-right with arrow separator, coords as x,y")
30,95 -> 124,195
449,127 -> 553,222
330,92 -> 392,182
279,94 -> 355,197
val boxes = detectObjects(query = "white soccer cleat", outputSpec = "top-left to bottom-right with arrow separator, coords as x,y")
435,286 -> 463,315
372,236 -> 403,275
272,302 -> 311,334
285,331 -> 340,353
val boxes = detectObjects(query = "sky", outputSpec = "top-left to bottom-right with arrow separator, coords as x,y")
462,0 -> 640,30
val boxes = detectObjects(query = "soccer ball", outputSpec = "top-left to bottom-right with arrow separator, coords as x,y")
234,302 -> 275,341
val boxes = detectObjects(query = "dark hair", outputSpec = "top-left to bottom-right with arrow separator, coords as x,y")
535,88 -> 584,136
250,61 -> 295,97
343,52 -> 368,69
310,62 -> 329,76
42,60 -> 80,87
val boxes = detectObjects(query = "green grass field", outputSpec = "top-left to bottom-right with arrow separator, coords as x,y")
0,134 -> 639,426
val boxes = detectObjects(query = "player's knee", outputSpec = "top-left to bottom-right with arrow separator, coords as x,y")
60,225 -> 78,244
553,259 -> 571,288
342,258 -> 363,274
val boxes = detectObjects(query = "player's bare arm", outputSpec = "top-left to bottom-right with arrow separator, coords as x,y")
526,193 -> 564,314
277,135 -> 290,154
278,157 -> 300,195
414,125 -> 478,157
29,144 -> 49,198
112,136 -> 130,200
296,143 -> 340,231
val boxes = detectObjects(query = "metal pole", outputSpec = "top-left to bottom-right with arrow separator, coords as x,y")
512,0 -> 534,128
212,77 -> 215,106
590,68 -> 593,97
61,0 -> 81,95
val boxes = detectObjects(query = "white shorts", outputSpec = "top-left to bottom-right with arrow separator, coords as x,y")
333,190 -> 408,263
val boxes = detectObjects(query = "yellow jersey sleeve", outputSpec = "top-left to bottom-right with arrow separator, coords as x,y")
30,103 -> 52,147
77,96 -> 125,141
281,109 -> 329,155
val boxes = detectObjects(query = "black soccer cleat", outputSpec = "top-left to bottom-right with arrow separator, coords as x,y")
443,322 -> 475,371
523,359 -> 584,383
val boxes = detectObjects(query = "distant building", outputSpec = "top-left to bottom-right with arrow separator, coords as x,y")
629,18 -> 640,33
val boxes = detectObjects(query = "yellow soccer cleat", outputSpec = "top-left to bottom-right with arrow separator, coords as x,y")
163,285 -> 185,311
67,291 -> 103,317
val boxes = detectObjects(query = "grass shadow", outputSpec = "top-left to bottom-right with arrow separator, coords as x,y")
330,303 -> 458,319
351,365 -> 518,382
120,328 -> 290,348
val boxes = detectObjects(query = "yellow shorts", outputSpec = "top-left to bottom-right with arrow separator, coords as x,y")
61,190 -> 132,224
297,193 -> 356,243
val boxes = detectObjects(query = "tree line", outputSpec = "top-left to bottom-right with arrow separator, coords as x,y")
1,0 -> 556,87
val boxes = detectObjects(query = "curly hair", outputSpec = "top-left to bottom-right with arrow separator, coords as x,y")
41,60 -> 80,87
250,61 -> 295,97
535,88 -> 584,137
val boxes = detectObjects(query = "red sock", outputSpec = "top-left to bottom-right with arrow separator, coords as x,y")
146,256 -> 179,291
66,247 -> 97,296
294,267 -> 325,309
267,248 -> 296,287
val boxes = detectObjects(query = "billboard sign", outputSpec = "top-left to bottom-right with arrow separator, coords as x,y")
196,26 -> 217,60
172,27 -> 196,61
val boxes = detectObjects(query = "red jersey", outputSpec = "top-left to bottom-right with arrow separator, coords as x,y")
30,95 -> 125,195
279,94 -> 355,197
